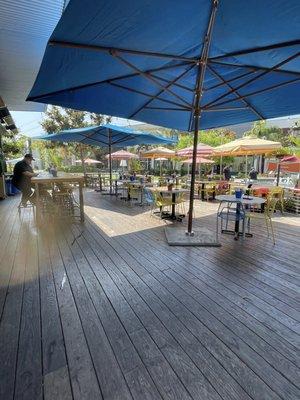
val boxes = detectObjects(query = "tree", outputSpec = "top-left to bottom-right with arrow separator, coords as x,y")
40,106 -> 110,172
2,135 -> 26,158
176,128 -> 236,149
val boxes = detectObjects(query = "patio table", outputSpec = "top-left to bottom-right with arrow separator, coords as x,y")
216,194 -> 266,239
151,187 -> 189,221
32,173 -> 85,224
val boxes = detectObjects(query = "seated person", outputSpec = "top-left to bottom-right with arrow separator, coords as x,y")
12,154 -> 38,205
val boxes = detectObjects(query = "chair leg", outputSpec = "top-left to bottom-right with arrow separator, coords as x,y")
264,215 -> 270,237
269,218 -> 276,245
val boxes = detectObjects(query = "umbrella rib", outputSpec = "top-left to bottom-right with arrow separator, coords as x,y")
210,39 -> 300,61
206,64 -> 265,119
108,81 -> 191,110
203,106 -> 249,112
49,40 -> 198,63
204,69 -> 257,91
112,52 -> 193,108
128,63 -> 195,119
150,73 -> 194,93
27,61 -> 191,101
209,60 -> 300,77
145,106 -> 188,111
204,76 -> 300,109
203,50 -> 300,108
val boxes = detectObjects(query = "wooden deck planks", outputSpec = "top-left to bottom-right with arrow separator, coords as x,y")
0,193 -> 299,400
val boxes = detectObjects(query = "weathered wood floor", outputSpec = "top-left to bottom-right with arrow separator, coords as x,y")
0,191 -> 299,400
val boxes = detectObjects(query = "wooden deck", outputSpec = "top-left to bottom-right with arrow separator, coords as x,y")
0,190 -> 299,400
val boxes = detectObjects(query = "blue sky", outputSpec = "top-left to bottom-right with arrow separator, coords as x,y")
11,110 -> 140,137
11,110 -> 300,138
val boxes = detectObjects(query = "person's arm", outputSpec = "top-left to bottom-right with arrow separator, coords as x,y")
23,171 -> 38,178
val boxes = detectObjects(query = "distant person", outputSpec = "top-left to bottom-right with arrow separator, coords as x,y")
12,154 -> 38,205
249,167 -> 258,180
49,164 -> 57,177
223,165 -> 231,181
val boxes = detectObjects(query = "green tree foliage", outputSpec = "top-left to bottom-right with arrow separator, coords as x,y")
2,135 -> 26,158
176,128 -> 236,149
244,120 -> 300,156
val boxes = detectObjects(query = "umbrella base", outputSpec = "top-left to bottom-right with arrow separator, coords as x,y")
165,226 -> 221,247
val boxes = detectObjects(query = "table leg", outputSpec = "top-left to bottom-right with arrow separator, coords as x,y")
201,183 -> 205,201
171,193 -> 176,218
234,202 -> 241,240
35,182 -> 41,225
79,182 -> 84,222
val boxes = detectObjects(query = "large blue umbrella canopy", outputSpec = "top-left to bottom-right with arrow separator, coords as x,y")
27,0 -> 300,233
34,123 -> 176,147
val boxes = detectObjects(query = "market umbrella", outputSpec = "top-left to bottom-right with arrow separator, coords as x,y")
141,147 -> 175,159
76,158 -> 103,164
182,156 -> 214,179
177,143 -> 214,177
35,123 -> 175,193
105,149 -> 137,170
107,149 -> 138,160
176,143 -> 213,157
213,136 -> 282,178
28,0 -> 300,240
267,155 -> 300,185
154,157 -> 168,176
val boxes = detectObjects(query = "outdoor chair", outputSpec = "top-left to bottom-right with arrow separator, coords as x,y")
246,197 -> 278,244
143,188 -> 155,215
154,191 -> 174,218
269,187 -> 284,214
200,182 -> 216,201
52,183 -> 76,217
215,181 -> 230,195
116,182 -> 128,201
216,200 -> 246,240
128,184 -> 140,204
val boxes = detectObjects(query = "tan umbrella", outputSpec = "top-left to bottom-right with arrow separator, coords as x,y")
141,147 -> 175,158
106,149 -> 138,160
76,158 -> 103,164
213,136 -> 282,177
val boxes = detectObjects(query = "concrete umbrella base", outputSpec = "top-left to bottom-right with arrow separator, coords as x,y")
165,226 -> 221,247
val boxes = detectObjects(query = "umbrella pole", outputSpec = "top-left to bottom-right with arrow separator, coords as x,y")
220,155 -> 223,180
276,162 -> 281,186
245,154 -> 248,180
187,0 -> 219,235
108,129 -> 112,194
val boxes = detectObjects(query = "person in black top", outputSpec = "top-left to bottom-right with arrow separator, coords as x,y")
249,167 -> 258,180
223,165 -> 231,181
12,154 -> 38,205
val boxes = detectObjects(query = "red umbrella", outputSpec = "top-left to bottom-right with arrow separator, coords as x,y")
176,143 -> 213,157
268,155 -> 300,174
182,157 -> 214,164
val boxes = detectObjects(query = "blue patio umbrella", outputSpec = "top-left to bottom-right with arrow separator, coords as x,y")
34,123 -> 176,193
27,0 -> 300,234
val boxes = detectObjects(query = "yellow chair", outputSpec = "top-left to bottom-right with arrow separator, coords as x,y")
128,184 -> 140,204
246,197 -> 278,244
268,187 -> 284,214
154,191 -> 174,218
175,192 -> 187,215
199,182 -> 216,201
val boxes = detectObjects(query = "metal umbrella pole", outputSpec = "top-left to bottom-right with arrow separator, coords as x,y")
187,0 -> 219,235
108,129 -> 113,194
